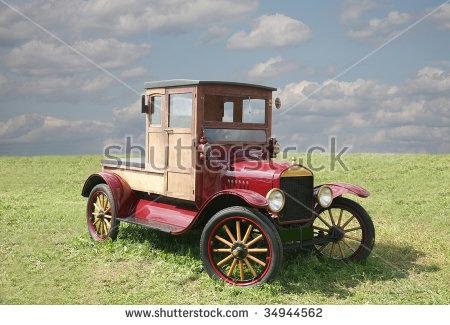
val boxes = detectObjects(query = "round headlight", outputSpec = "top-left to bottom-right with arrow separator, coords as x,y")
317,186 -> 333,208
266,188 -> 285,213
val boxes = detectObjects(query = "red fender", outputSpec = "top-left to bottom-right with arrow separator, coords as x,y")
202,189 -> 269,209
316,182 -> 370,199
81,172 -> 138,218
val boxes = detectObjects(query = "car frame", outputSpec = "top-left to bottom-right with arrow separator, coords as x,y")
82,79 -> 375,286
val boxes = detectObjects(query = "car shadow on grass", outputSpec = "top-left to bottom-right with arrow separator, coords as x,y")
118,224 -> 439,298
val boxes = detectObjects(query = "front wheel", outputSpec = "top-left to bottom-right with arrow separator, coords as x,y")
313,197 -> 375,262
86,184 -> 119,241
200,206 -> 283,286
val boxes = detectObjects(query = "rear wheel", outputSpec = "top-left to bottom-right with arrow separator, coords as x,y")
313,197 -> 374,261
86,184 -> 119,241
200,206 -> 283,286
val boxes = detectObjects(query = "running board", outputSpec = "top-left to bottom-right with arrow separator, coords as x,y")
117,198 -> 197,234
117,216 -> 183,233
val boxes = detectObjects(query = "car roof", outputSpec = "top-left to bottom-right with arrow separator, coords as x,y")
144,79 -> 277,91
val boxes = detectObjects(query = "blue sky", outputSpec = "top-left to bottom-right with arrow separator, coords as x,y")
0,0 -> 449,154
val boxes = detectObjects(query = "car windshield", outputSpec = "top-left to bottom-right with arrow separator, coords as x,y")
204,95 -> 266,124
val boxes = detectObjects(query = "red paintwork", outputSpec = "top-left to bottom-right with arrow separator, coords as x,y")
321,182 -> 370,199
82,172 -> 138,218
132,199 -> 197,233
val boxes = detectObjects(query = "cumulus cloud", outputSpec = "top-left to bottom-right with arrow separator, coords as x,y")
198,25 -> 230,44
273,65 -> 450,153
431,3 -> 450,30
341,0 -> 378,23
4,39 -> 150,76
227,14 -> 312,49
0,100 -> 146,155
0,0 -> 258,42
247,57 -> 297,80
346,11 -> 412,41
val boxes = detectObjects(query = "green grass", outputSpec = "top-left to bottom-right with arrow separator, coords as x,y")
0,154 -> 449,304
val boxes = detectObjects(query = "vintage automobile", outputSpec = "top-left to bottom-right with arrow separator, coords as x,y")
82,80 -> 375,286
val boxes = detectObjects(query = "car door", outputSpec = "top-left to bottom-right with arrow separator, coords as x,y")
165,88 -> 195,200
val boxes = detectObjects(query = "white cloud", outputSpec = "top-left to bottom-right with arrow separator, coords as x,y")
274,65 -> 450,153
341,0 -> 378,23
227,14 -> 312,49
120,67 -> 148,79
431,3 -> 450,30
198,25 -> 230,44
0,0 -> 258,43
346,10 -> 412,41
247,56 -> 296,80
3,39 -> 150,76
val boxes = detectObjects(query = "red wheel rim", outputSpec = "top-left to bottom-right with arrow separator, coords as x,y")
207,216 -> 272,286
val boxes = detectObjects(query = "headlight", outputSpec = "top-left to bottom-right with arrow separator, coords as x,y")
266,188 -> 285,213
317,186 -> 333,208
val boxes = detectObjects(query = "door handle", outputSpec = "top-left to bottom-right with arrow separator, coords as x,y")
163,128 -> 174,134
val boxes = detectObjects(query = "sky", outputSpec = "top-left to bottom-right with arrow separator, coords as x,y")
0,0 -> 449,155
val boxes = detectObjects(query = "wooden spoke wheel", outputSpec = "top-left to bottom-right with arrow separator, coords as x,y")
86,184 -> 119,241
200,206 -> 282,286
313,197 -> 375,262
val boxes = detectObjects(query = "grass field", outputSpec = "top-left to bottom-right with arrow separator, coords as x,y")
0,154 -> 449,304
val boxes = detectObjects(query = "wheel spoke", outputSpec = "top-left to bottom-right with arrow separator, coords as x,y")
317,214 -> 331,228
313,225 -> 329,232
317,243 -> 329,252
337,209 -> 343,227
215,235 -> 233,247
104,218 -> 111,229
329,209 -> 335,226
337,241 -> 345,259
101,194 -> 108,210
244,258 -> 257,277
227,259 -> 238,277
247,248 -> 268,253
217,254 -> 234,267
104,214 -> 112,220
344,234 -> 362,242
246,234 -> 263,247
341,214 -> 355,229
341,239 -> 356,253
93,202 -> 101,213
212,248 -> 231,253
242,224 -> 253,244
239,260 -> 244,281
329,242 -> 335,258
236,220 -> 242,242
345,226 -> 361,233
247,254 -> 266,267
223,225 -> 236,243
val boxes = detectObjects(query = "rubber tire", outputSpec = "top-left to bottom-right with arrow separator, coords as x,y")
86,184 -> 120,241
200,206 -> 283,286
314,197 -> 375,262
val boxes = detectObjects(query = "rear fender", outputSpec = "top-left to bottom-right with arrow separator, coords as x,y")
315,182 -> 369,199
81,172 -> 137,218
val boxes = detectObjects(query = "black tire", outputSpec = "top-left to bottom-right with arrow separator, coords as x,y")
200,206 -> 283,286
313,197 -> 375,262
86,184 -> 120,241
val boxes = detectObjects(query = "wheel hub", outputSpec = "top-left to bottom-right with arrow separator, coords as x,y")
329,226 -> 345,242
231,242 -> 248,260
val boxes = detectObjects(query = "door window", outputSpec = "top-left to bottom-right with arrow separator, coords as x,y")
169,93 -> 192,128
150,96 -> 162,126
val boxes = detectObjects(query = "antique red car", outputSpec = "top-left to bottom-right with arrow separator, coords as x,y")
82,80 -> 375,286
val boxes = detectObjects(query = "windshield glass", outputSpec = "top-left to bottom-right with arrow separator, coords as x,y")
204,95 -> 266,124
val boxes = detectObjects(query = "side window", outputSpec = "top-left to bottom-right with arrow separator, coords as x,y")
243,98 -> 266,124
169,93 -> 192,128
150,96 -> 162,126
223,101 -> 234,122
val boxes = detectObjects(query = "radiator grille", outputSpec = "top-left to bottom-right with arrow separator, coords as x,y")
279,176 -> 314,223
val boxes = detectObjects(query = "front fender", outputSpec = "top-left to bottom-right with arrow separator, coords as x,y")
81,172 -> 137,218
204,189 -> 269,209
315,182 -> 370,199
